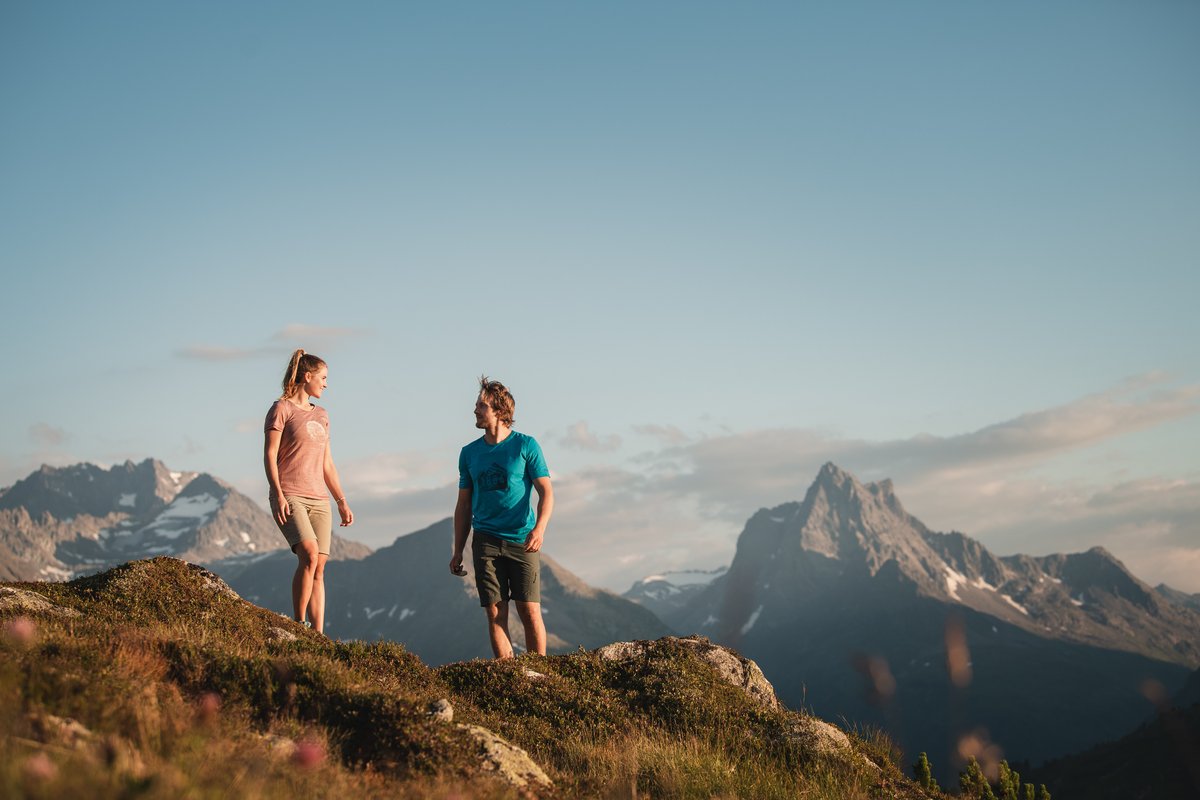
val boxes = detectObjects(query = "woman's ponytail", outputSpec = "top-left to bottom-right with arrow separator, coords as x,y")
281,349 -> 325,399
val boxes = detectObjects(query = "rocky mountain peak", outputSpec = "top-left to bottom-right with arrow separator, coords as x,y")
175,473 -> 229,500
792,463 -> 925,569
0,458 -> 196,520
1039,546 -> 1159,611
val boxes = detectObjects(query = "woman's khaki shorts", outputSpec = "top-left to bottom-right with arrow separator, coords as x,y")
275,496 -> 332,555
471,531 -> 540,606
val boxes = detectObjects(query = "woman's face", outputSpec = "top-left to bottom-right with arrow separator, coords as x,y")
304,366 -> 328,399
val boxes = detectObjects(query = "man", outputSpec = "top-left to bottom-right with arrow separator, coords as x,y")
450,376 -> 554,658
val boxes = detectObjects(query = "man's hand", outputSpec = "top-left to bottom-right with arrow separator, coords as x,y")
524,528 -> 544,553
449,552 -> 467,576
271,494 -> 290,527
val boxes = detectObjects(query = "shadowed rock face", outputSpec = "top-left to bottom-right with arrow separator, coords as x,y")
664,463 -> 1200,786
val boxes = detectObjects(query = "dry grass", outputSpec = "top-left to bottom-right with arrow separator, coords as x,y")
2,558 -> 940,799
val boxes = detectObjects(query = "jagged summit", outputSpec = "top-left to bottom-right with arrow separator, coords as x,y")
1035,547 -> 1159,612
0,458 -> 326,581
812,462 -> 896,498
0,458 -> 198,520
176,472 -> 230,498
796,462 -> 919,563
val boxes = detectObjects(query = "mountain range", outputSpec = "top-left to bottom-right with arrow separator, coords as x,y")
623,566 -> 728,623
625,463 -> 1200,786
0,459 -> 368,582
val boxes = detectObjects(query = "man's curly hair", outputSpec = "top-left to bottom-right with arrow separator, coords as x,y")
478,375 -> 516,427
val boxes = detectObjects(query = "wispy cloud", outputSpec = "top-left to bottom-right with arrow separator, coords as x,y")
555,421 -> 622,453
28,423 -> 67,447
339,451 -> 455,498
909,378 -> 1200,470
339,375 -> 1200,593
632,424 -> 691,446
635,374 -> 1200,521
178,325 -> 369,361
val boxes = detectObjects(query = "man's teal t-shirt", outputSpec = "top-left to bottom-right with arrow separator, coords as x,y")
458,431 -> 550,541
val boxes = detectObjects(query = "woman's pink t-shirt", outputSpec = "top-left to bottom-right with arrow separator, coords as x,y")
265,400 -> 330,499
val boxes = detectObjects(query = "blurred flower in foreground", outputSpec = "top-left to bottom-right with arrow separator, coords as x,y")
197,691 -> 222,725
4,616 -> 37,648
23,752 -> 58,782
292,739 -> 326,769
956,728 -> 1003,782
1140,678 -> 1168,709
853,653 -> 896,704
944,614 -> 972,688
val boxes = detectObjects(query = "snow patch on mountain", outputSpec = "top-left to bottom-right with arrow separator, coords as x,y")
945,566 -> 968,600
741,605 -> 763,635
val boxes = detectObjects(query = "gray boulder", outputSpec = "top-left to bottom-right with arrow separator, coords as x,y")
596,634 -> 780,710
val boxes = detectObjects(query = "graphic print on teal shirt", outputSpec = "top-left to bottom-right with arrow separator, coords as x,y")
458,432 -> 549,541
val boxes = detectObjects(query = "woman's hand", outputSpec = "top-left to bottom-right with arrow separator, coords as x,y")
271,494 -> 290,526
336,497 -> 354,527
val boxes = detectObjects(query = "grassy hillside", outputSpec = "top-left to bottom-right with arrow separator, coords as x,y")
2,558 -> 941,799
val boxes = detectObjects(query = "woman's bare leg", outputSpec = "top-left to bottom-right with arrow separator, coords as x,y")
291,541 -> 320,623
306,553 -> 329,633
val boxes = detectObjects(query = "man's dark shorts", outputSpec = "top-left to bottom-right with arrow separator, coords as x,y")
471,531 -> 540,606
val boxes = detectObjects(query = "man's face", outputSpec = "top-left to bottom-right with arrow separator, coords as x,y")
474,395 -> 498,429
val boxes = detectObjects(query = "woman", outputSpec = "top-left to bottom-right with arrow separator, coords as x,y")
264,349 -> 354,633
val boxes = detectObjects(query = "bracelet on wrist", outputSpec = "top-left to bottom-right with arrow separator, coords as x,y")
335,496 -> 347,503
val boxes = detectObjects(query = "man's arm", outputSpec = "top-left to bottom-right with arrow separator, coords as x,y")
524,476 -> 554,553
450,487 -> 472,574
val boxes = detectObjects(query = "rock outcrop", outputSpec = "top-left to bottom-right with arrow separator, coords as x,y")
0,587 -> 81,618
597,634 -> 780,710
456,723 -> 553,790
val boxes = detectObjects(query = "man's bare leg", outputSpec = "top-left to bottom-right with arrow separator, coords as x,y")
485,601 -> 514,659
515,601 -> 546,656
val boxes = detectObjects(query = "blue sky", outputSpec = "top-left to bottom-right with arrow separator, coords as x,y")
3,1 -> 1198,591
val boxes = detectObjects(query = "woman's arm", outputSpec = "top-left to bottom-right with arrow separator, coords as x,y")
323,440 -> 354,526
264,428 -> 290,526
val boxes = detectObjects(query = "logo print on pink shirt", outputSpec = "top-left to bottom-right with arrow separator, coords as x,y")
306,421 -> 328,443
